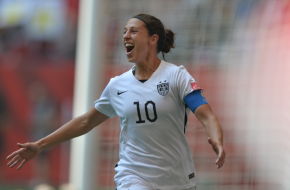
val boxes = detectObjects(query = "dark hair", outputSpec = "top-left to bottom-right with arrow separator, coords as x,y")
133,14 -> 175,55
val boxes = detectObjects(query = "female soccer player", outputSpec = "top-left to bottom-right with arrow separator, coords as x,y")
6,14 -> 225,190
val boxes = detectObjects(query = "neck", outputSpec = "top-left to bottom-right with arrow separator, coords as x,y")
134,57 -> 161,80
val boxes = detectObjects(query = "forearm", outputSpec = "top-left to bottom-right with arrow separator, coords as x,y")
35,109 -> 108,151
195,104 -> 223,145
195,104 -> 226,168
202,115 -> 223,145
36,115 -> 94,151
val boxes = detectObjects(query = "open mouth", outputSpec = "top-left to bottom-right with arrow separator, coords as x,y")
125,43 -> 135,54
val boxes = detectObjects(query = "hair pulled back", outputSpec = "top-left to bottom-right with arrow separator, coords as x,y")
133,14 -> 175,55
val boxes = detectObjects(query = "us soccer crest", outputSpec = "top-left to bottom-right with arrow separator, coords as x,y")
157,81 -> 169,96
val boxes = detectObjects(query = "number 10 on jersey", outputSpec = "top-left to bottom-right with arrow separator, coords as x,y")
133,101 -> 158,123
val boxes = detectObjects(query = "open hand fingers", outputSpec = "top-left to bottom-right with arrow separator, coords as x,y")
6,143 -> 35,170
6,148 -> 24,160
7,153 -> 29,170
216,150 -> 226,169
17,143 -> 29,148
16,159 -> 27,170
7,155 -> 22,168
7,155 -> 18,167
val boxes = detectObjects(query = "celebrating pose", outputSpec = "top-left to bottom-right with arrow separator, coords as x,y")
7,14 -> 225,190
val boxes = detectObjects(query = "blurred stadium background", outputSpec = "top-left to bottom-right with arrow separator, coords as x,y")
0,0 -> 290,189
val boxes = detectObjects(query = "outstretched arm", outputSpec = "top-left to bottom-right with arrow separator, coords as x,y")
6,108 -> 108,169
194,104 -> 226,168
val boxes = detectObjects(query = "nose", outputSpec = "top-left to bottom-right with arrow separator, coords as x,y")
123,30 -> 130,40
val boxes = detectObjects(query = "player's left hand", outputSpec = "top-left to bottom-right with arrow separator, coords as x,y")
208,137 -> 225,169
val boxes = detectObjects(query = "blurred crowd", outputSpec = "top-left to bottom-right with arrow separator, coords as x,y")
0,0 -> 78,188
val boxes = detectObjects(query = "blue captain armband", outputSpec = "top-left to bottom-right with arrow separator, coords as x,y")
184,90 -> 208,113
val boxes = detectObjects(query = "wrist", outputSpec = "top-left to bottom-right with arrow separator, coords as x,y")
209,137 -> 223,146
35,139 -> 47,152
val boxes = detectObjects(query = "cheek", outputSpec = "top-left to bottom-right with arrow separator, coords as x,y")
135,40 -> 150,54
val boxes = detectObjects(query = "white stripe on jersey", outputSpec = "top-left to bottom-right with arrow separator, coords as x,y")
95,61 -> 198,189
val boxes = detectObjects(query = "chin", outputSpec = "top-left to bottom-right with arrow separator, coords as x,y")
126,56 -> 136,63
126,58 -> 133,63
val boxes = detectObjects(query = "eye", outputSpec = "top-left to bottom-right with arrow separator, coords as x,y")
131,30 -> 138,34
123,28 -> 138,35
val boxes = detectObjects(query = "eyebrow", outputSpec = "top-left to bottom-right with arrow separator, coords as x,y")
124,26 -> 139,31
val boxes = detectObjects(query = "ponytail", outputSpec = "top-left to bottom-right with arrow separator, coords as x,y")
162,29 -> 175,53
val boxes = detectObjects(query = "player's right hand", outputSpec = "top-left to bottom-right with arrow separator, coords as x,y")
6,142 -> 40,170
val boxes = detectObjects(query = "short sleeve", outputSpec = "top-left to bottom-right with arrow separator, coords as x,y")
94,80 -> 117,118
175,65 -> 202,101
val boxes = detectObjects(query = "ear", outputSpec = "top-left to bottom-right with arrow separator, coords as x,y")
150,34 -> 159,46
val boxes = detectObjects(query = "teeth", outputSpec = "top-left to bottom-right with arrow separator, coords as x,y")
125,43 -> 134,47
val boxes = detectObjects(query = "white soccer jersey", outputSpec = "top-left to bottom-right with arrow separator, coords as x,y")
95,61 -> 200,190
